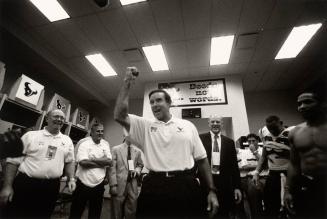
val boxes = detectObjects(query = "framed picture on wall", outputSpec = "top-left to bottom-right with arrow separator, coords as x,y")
158,78 -> 227,107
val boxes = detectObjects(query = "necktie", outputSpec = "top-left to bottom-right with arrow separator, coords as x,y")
213,134 -> 219,152
127,145 -> 132,181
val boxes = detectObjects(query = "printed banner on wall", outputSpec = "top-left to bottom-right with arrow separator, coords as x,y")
15,75 -> 44,106
158,79 -> 227,107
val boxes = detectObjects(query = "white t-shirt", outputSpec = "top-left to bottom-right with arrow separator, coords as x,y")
7,129 -> 74,179
76,138 -> 111,187
128,114 -> 207,171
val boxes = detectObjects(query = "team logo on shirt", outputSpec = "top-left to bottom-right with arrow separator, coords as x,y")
177,127 -> 184,132
150,127 -> 157,132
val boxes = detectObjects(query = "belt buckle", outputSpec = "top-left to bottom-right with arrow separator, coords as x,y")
165,172 -> 174,177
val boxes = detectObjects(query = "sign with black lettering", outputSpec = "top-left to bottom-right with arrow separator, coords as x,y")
158,79 -> 227,106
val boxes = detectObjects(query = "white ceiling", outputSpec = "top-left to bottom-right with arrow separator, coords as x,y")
1,0 -> 326,107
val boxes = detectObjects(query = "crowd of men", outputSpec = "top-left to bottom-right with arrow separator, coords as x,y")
0,67 -> 325,219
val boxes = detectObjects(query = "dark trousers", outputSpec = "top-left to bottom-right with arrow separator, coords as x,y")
264,170 -> 287,219
136,172 -> 205,218
69,179 -> 105,219
294,174 -> 327,219
212,174 -> 234,219
4,172 -> 60,219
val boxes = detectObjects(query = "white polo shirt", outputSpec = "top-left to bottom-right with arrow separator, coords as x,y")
76,138 -> 111,187
237,147 -> 263,177
128,114 -> 207,172
7,129 -> 74,179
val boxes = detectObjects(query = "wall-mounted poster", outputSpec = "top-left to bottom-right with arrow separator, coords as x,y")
15,75 -> 44,106
158,79 -> 227,107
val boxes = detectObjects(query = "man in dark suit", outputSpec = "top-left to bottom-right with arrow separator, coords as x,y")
200,115 -> 242,218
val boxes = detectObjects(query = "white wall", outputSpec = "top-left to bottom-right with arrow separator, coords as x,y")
142,75 -> 249,140
97,99 -> 144,147
244,90 -> 303,134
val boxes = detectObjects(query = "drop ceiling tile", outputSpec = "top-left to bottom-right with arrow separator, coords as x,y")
60,0 -> 96,17
256,60 -> 291,90
228,63 -> 249,75
164,41 -> 188,70
74,15 -> 117,51
33,25 -> 81,58
211,0 -> 243,36
209,65 -> 228,76
182,0 -> 211,39
230,49 -> 254,64
123,2 -> 160,44
296,1 -> 327,25
151,0 -> 185,42
186,38 -> 210,67
265,0 -> 304,29
252,28 -> 290,61
238,0 -> 275,33
189,67 -> 210,77
98,8 -> 138,50
54,19 -> 95,55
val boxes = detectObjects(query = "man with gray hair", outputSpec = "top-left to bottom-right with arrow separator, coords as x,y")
0,109 -> 76,218
69,123 -> 112,219
199,115 -> 242,218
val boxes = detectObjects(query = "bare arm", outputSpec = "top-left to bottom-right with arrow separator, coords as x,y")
91,157 -> 112,167
255,147 -> 267,174
64,162 -> 75,178
0,163 -> 19,204
114,67 -> 138,132
79,160 -> 102,168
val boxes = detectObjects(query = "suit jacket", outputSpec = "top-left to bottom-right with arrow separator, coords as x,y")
109,143 -> 144,196
199,132 -> 241,192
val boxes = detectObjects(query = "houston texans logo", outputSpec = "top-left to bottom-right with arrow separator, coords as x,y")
24,82 -> 37,97
79,112 -> 86,122
56,99 -> 66,110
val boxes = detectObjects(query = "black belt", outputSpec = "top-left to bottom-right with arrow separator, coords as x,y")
149,169 -> 194,178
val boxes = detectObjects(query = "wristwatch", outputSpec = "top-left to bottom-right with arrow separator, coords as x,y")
68,177 -> 76,182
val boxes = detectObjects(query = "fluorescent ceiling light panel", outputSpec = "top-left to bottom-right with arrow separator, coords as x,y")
85,54 -> 117,77
210,35 -> 234,65
30,0 -> 70,22
120,0 -> 146,6
142,45 -> 169,71
275,23 -> 322,59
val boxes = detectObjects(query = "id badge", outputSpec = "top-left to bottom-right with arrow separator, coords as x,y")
212,152 -> 220,165
46,145 -> 57,160
128,160 -> 135,171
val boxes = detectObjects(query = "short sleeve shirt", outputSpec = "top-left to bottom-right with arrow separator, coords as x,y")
7,129 -> 74,179
262,127 -> 294,171
128,114 -> 207,171
237,147 -> 263,177
76,138 -> 111,187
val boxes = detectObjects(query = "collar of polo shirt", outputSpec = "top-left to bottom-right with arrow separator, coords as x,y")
154,114 -> 175,124
43,128 -> 62,138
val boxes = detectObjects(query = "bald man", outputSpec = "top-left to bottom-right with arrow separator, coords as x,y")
0,109 -> 76,218
199,116 -> 242,218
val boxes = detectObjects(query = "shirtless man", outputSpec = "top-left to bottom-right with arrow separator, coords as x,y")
284,85 -> 327,219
